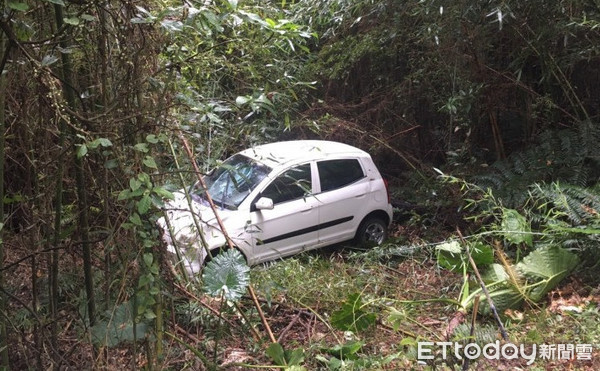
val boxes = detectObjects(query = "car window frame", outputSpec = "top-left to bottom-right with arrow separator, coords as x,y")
252,161 -> 315,209
315,157 -> 366,194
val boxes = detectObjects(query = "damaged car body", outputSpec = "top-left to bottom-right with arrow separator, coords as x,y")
157,140 -> 393,277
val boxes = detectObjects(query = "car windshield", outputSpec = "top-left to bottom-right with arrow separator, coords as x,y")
197,154 -> 271,209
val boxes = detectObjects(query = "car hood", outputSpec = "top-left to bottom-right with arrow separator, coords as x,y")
157,190 -> 238,274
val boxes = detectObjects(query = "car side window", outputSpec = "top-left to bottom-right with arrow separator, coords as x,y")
261,163 -> 312,204
317,159 -> 365,192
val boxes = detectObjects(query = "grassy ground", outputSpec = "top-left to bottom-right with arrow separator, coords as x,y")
241,240 -> 600,370
3,219 -> 599,370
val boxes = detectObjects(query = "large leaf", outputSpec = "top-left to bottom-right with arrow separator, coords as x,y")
485,288 -> 524,314
202,249 -> 250,301
470,264 -> 524,314
8,2 -> 29,11
500,209 -> 533,247
470,243 -> 579,314
516,244 -> 579,301
91,301 -> 149,347
481,263 -> 510,283
322,340 -> 364,360
331,293 -> 376,333
436,240 -> 494,273
266,342 -> 305,367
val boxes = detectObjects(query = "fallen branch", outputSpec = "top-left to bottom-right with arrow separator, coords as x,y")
457,228 -> 508,341
177,132 -> 276,344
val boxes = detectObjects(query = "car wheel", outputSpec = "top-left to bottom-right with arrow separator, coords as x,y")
355,216 -> 388,246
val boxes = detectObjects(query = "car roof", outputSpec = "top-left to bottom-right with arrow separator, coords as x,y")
239,140 -> 369,169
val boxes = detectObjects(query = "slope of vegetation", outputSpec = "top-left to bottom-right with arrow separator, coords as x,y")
0,0 -> 599,369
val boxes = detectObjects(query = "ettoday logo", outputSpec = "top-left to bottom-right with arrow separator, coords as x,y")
417,341 -> 594,365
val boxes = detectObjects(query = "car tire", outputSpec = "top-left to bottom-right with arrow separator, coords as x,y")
355,216 -> 388,247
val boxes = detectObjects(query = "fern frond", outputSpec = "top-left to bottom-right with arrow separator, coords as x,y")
533,182 -> 600,225
452,323 -> 498,345
473,122 -> 600,208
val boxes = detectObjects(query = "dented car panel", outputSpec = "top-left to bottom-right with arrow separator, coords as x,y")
158,140 -> 393,277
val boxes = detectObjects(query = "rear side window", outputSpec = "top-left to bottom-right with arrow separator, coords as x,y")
261,163 -> 312,204
318,159 -> 365,192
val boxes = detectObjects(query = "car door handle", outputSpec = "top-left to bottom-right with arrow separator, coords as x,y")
300,208 -> 312,213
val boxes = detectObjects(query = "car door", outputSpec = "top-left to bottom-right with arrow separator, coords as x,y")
247,163 -> 320,264
315,158 -> 370,244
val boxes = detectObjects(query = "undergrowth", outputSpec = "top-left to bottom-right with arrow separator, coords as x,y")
474,121 -> 600,207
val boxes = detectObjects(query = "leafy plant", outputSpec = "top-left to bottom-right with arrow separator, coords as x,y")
474,122 -> 600,207
515,244 -> 579,302
436,240 -> 494,273
459,243 -> 580,314
500,208 -> 533,247
532,182 -> 600,227
434,172 -> 584,315
266,342 -> 306,370
330,293 -> 376,333
202,249 -> 250,301
91,301 -> 149,347
316,340 -> 398,370
321,340 -> 364,360
451,323 -> 498,346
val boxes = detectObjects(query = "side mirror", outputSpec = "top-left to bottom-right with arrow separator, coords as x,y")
254,197 -> 274,210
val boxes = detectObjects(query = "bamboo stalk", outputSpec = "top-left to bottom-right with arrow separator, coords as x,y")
0,21 -> 10,370
53,0 -> 96,335
457,228 -> 508,341
177,133 -> 276,344
461,295 -> 480,371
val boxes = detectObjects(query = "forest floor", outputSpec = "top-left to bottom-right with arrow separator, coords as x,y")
150,219 -> 598,370
232,222 -> 600,370
3,215 -> 600,370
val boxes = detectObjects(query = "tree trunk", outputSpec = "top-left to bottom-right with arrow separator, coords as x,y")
52,1 -> 96,330
0,21 -> 10,371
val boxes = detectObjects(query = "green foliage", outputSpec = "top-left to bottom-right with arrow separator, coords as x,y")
251,255 -> 365,308
475,122 -> 600,207
136,253 -> 160,321
322,340 -> 364,360
294,0 -> 600,173
532,182 -> 600,227
266,342 -> 306,370
435,173 -> 583,314
330,292 -> 376,333
91,300 -> 149,347
451,323 -> 499,346
316,339 -> 398,370
4,0 -> 600,368
500,208 -> 533,247
144,0 -> 316,160
449,243 -> 580,315
202,249 -> 250,301
436,240 -> 494,273
516,244 -> 580,302
478,266 -> 524,314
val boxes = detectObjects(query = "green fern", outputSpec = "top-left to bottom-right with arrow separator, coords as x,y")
452,323 -> 499,346
532,182 -> 600,226
474,121 -> 600,207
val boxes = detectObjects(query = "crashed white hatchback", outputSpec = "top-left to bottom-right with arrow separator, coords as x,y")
158,140 -> 393,276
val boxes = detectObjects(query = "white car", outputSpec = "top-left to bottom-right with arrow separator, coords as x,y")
158,140 -> 393,276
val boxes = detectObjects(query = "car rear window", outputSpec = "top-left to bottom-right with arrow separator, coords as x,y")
318,159 -> 365,192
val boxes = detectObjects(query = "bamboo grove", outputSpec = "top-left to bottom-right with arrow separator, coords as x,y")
1,0 -> 599,369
